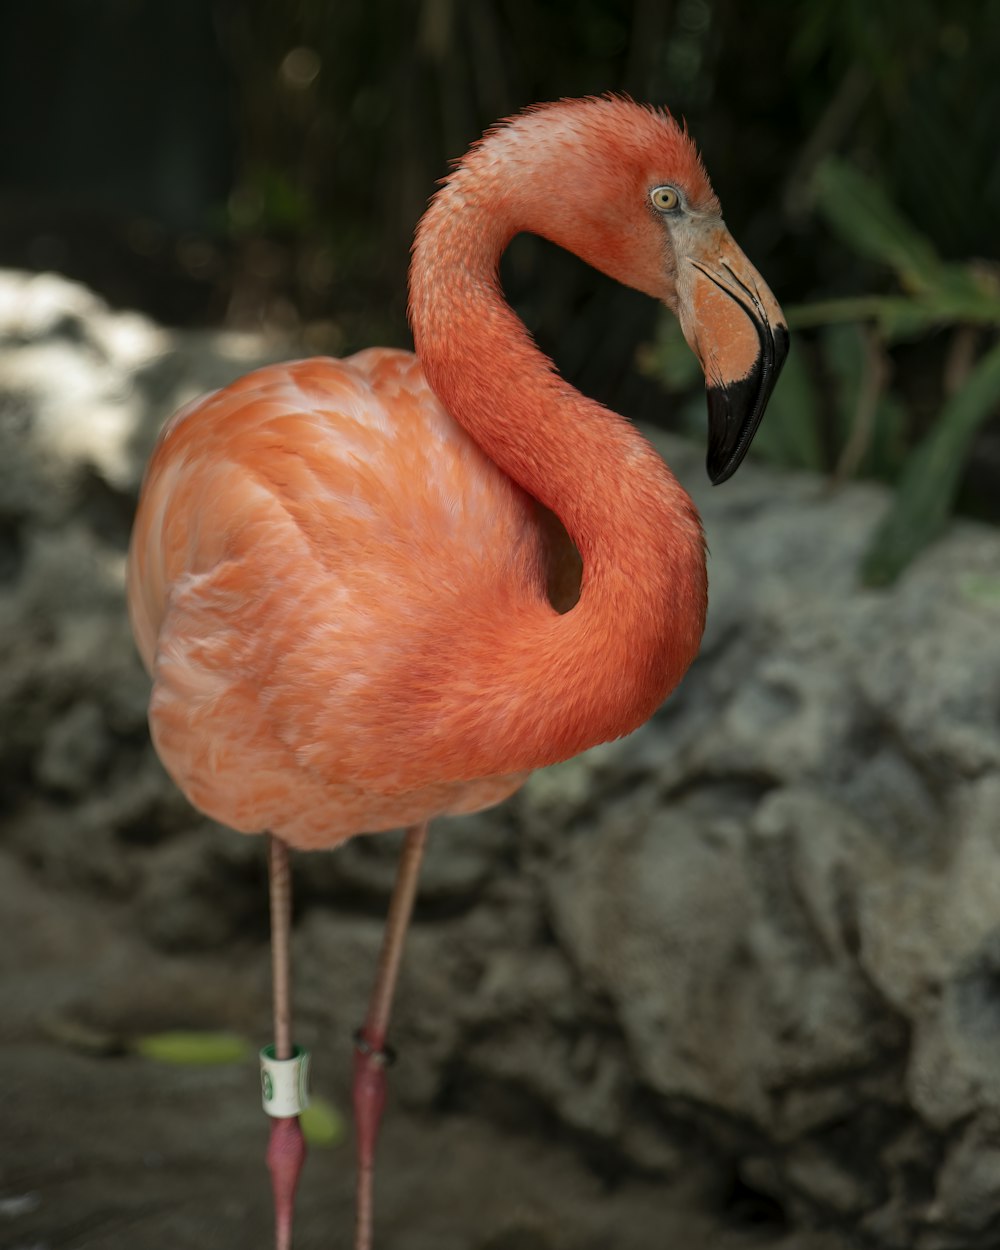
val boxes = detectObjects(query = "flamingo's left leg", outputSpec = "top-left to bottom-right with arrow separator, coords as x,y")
262,834 -> 308,1250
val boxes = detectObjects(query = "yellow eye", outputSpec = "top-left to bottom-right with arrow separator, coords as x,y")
650,185 -> 681,212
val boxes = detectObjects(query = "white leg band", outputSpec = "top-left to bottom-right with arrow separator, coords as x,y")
260,1044 -> 310,1117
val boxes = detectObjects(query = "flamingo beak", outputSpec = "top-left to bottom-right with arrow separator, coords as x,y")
675,227 -> 789,484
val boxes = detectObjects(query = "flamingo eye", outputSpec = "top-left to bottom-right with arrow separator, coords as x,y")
650,185 -> 681,213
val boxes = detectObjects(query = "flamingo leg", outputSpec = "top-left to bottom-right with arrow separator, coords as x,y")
265,834 -> 307,1250
353,821 -> 430,1250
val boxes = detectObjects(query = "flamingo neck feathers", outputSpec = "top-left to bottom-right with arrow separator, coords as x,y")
408,100 -> 708,779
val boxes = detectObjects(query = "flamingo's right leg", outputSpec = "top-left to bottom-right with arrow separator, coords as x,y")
353,821 -> 430,1250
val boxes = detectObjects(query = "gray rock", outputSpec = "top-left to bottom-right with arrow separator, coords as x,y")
3,269 -> 1000,1248
37,698 -> 110,795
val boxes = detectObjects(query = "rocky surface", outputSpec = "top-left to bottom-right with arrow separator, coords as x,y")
3,269 -> 1000,1249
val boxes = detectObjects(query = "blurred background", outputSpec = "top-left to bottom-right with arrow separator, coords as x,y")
1,0 -> 998,582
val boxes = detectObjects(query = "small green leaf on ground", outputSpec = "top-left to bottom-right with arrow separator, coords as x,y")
133,1031 -> 253,1066
301,1095 -> 347,1148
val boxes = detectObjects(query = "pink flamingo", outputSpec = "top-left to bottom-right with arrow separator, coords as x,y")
127,96 -> 787,1250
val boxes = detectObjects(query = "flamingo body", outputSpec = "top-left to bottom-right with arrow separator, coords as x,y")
128,349 -> 537,848
129,97 -> 789,856
127,96 -> 789,1249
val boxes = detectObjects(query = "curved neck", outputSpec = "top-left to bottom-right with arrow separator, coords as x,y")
407,172 -> 707,777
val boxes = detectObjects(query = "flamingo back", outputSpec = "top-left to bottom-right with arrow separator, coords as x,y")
127,351 -> 541,848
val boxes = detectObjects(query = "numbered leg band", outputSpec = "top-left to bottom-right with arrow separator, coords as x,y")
260,1044 -> 310,1117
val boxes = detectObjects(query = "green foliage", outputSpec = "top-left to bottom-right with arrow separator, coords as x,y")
645,152 -> 1000,584
861,343 -> 1000,584
813,157 -> 948,297
795,159 -> 1000,340
804,159 -> 1000,583
192,0 -> 1000,578
744,333 -> 825,473
638,318 -> 701,393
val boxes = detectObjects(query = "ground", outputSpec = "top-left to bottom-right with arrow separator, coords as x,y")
2,844 -> 855,1250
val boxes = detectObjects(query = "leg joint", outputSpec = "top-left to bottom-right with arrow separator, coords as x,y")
353,1028 -> 397,1068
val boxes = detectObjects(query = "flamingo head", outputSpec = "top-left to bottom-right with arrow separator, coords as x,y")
496,97 -> 789,483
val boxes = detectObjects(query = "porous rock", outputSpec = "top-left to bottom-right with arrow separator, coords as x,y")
3,269 -> 1000,1248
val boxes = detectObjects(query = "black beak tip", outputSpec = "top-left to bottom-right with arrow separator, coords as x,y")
707,455 -> 737,486
704,376 -> 757,485
704,323 -> 789,485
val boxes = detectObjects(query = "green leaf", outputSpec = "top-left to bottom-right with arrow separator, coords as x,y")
867,391 -> 908,480
820,324 -> 908,479
788,296 -> 890,330
861,340 -> 1000,585
300,1096 -> 347,1148
133,1031 -> 253,1066
789,291 -> 1000,342
813,157 -> 948,294
824,323 -> 865,437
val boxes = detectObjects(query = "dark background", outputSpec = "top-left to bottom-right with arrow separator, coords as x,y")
0,0 -> 998,518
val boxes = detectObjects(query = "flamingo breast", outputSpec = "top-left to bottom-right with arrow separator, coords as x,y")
127,350 -> 541,848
